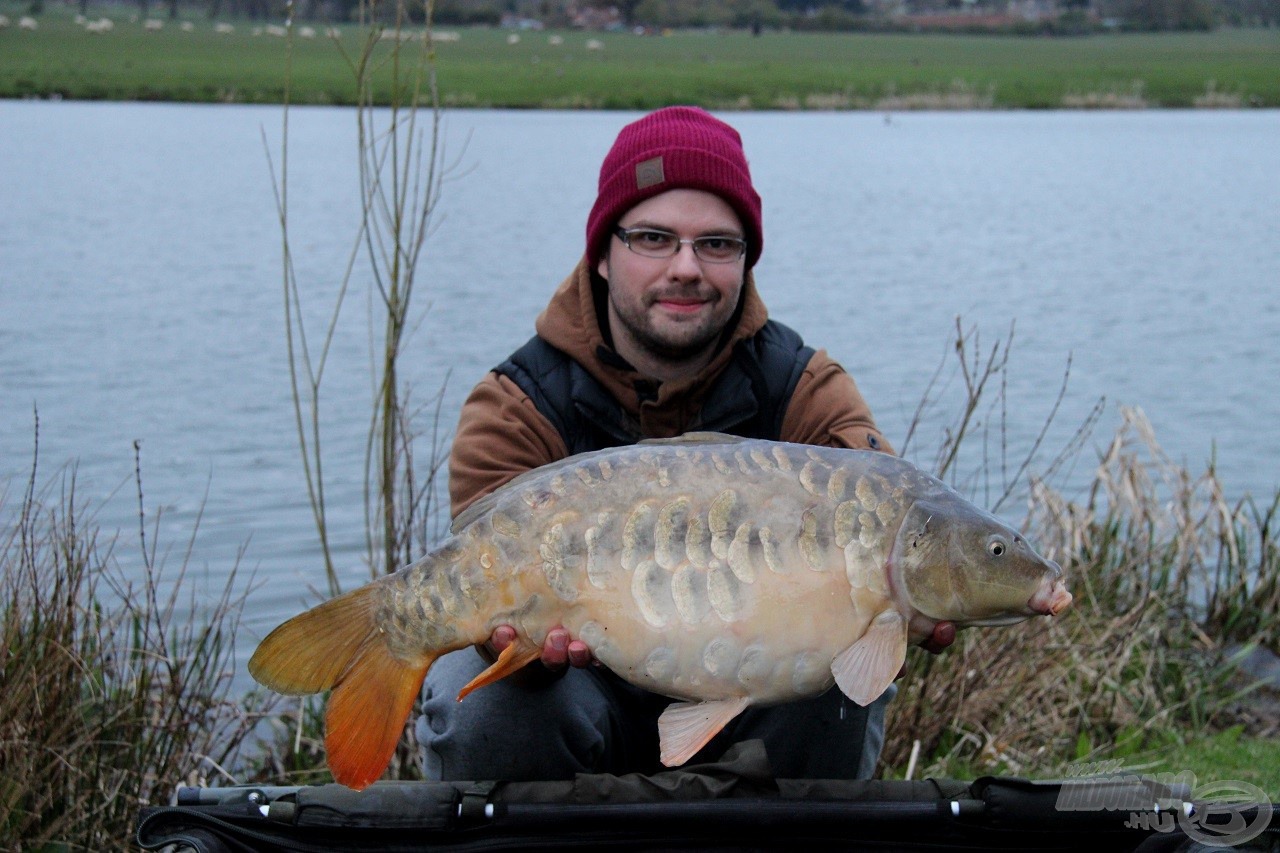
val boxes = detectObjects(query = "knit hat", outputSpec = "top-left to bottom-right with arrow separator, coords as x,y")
586,106 -> 763,271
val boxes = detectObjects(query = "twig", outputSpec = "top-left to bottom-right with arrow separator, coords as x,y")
133,439 -> 151,573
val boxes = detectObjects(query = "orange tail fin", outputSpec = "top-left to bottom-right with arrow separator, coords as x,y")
325,636 -> 433,790
248,584 -> 434,790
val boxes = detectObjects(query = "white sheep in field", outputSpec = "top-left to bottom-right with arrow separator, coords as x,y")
214,22 -> 234,33
86,17 -> 115,32
19,16 -> 39,30
143,18 -> 164,30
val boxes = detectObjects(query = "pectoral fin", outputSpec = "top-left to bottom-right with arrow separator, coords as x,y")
831,609 -> 908,706
456,638 -> 543,701
658,696 -> 751,767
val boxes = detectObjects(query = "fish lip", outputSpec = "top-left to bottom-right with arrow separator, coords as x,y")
1028,577 -> 1073,616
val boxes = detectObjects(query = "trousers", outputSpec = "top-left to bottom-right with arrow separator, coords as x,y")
415,647 -> 894,781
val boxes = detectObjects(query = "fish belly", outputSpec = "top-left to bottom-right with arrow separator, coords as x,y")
451,440 -> 910,706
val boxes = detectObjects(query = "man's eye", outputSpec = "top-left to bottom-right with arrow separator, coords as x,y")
694,236 -> 743,261
635,230 -> 675,247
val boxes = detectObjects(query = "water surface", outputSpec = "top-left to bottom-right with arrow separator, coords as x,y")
2,103 -> 1277,654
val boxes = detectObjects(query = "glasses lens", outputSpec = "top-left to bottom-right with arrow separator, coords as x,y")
693,237 -> 745,263
617,228 -> 745,263
625,229 -> 678,257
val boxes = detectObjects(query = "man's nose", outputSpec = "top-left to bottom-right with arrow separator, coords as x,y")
667,241 -> 703,277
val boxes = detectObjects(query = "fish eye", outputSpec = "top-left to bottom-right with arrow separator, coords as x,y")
988,538 -> 1007,558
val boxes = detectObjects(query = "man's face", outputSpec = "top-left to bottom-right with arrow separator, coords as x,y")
598,189 -> 746,367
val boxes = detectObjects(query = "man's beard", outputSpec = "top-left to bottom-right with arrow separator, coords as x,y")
609,291 -> 725,363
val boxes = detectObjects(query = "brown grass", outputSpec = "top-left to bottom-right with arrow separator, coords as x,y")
885,405 -> 1280,778
0,438 -> 269,849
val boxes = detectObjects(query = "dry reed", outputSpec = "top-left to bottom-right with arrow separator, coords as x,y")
885,405 -> 1280,778
0,439 -> 266,850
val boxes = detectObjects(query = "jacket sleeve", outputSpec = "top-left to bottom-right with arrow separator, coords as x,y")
449,372 -> 570,518
778,349 -> 896,455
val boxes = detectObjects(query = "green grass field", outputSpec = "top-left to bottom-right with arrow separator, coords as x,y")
2,12 -> 1278,108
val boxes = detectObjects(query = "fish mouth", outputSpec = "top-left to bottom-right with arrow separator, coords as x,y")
1028,577 -> 1073,616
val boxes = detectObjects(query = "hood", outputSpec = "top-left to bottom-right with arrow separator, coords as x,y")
533,257 -> 770,431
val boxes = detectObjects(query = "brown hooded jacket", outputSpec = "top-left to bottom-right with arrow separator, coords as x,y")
449,260 -> 893,517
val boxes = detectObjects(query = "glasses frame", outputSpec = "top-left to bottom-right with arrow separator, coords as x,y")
612,226 -> 747,264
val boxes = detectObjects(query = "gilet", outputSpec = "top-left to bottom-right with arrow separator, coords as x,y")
494,320 -> 815,456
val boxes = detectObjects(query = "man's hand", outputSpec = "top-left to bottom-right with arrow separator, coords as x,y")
487,624 -> 594,670
920,621 -> 956,655
896,621 -> 956,681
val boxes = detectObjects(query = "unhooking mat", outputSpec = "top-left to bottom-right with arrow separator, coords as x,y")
135,740 -> 1279,852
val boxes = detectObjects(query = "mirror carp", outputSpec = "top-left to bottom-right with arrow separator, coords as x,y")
250,433 -> 1071,790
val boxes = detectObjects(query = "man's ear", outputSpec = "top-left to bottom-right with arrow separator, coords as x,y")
596,252 -> 610,281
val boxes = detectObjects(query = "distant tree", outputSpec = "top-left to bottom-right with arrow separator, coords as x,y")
1215,0 -> 1280,23
730,0 -> 784,28
617,0 -> 645,23
1115,0 -> 1215,28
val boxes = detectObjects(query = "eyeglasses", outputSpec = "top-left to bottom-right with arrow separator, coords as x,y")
613,226 -> 746,264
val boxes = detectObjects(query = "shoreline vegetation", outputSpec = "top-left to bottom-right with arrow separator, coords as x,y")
4,376 -> 1280,846
1,12 -> 1278,108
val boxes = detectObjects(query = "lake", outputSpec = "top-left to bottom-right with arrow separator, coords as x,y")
1,102 -> 1277,659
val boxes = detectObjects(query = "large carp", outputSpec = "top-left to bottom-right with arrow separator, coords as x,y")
250,434 -> 1071,790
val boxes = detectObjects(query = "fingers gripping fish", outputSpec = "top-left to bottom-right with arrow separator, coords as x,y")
249,434 -> 1072,790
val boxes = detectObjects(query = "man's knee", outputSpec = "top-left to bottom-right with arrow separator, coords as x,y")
417,650 -> 619,781
715,684 -> 896,779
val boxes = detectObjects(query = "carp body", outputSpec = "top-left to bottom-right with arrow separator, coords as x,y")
250,434 -> 1071,789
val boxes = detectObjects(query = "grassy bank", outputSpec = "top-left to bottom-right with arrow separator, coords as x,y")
1,12 -> 1278,108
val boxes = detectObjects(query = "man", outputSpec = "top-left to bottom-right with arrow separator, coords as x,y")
417,106 -> 953,782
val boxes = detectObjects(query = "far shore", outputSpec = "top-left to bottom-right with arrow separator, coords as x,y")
1,16 -> 1277,109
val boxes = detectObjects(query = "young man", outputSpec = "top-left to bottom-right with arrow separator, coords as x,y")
417,107 -> 953,782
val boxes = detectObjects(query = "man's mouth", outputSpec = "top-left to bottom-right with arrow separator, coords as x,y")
653,295 -> 709,314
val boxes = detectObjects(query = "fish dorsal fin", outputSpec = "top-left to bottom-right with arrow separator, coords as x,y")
450,462 -> 578,533
451,434 -> 752,534
831,609 -> 908,706
658,696 -> 752,767
638,431 -> 750,447
450,488 -> 501,534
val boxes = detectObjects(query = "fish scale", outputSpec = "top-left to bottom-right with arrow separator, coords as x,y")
250,433 -> 1071,790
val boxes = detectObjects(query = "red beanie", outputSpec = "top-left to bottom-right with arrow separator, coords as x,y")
586,106 -> 763,271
